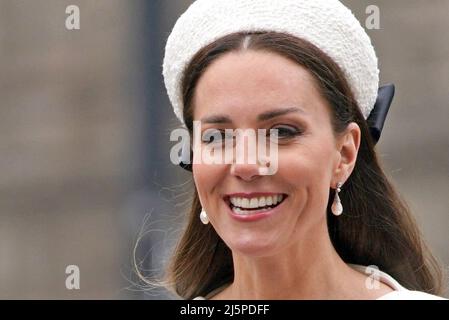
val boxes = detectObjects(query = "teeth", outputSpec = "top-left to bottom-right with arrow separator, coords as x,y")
249,198 -> 258,208
229,194 -> 285,209
233,206 -> 272,215
237,198 -> 242,207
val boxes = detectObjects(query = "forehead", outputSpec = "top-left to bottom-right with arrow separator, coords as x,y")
192,50 -> 330,121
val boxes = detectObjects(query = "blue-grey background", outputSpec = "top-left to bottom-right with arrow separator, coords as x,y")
0,0 -> 448,298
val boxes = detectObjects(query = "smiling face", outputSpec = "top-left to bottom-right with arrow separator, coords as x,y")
192,50 -> 344,257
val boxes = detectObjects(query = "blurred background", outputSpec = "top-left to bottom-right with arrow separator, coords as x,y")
0,0 -> 448,299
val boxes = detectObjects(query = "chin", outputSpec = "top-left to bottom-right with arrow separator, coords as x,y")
225,233 -> 280,258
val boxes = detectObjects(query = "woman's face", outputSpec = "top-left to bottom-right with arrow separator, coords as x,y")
192,50 -> 347,257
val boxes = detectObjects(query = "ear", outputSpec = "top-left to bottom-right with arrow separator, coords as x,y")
333,122 -> 361,186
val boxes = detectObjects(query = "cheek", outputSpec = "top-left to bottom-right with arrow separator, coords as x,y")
277,141 -> 335,187
277,143 -> 335,222
192,163 -> 211,193
192,163 -> 225,203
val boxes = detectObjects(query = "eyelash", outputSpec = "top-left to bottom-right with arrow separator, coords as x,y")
201,125 -> 303,144
272,125 -> 303,139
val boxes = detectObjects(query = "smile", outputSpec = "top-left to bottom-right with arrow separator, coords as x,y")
224,193 -> 288,219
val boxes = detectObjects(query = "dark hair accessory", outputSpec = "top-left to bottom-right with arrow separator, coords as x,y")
367,84 -> 395,145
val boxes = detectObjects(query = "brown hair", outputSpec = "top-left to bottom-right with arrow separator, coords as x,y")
164,31 -> 445,299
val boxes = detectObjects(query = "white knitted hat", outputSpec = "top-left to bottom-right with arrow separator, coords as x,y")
163,0 -> 379,124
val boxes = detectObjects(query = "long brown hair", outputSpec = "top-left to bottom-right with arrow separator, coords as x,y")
164,31 -> 445,299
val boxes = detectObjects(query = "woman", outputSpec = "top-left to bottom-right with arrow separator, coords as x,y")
160,0 -> 446,299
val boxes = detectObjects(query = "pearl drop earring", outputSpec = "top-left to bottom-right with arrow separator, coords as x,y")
331,182 -> 343,216
200,208 -> 209,224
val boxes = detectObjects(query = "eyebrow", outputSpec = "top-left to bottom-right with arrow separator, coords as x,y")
201,107 -> 306,124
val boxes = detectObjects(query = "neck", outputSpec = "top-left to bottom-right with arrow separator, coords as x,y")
225,223 -> 356,299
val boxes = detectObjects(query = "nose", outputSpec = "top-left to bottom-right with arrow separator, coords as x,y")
230,162 -> 262,181
230,152 -> 271,181
229,132 -> 272,181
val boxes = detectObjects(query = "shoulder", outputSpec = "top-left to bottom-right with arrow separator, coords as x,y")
378,290 -> 447,300
349,264 -> 447,300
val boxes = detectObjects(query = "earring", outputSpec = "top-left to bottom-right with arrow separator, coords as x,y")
200,208 -> 209,225
331,182 -> 343,216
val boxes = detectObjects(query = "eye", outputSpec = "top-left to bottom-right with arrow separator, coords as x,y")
270,125 -> 303,139
201,129 -> 233,144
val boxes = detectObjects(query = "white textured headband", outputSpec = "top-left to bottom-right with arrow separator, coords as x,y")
163,0 -> 379,124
